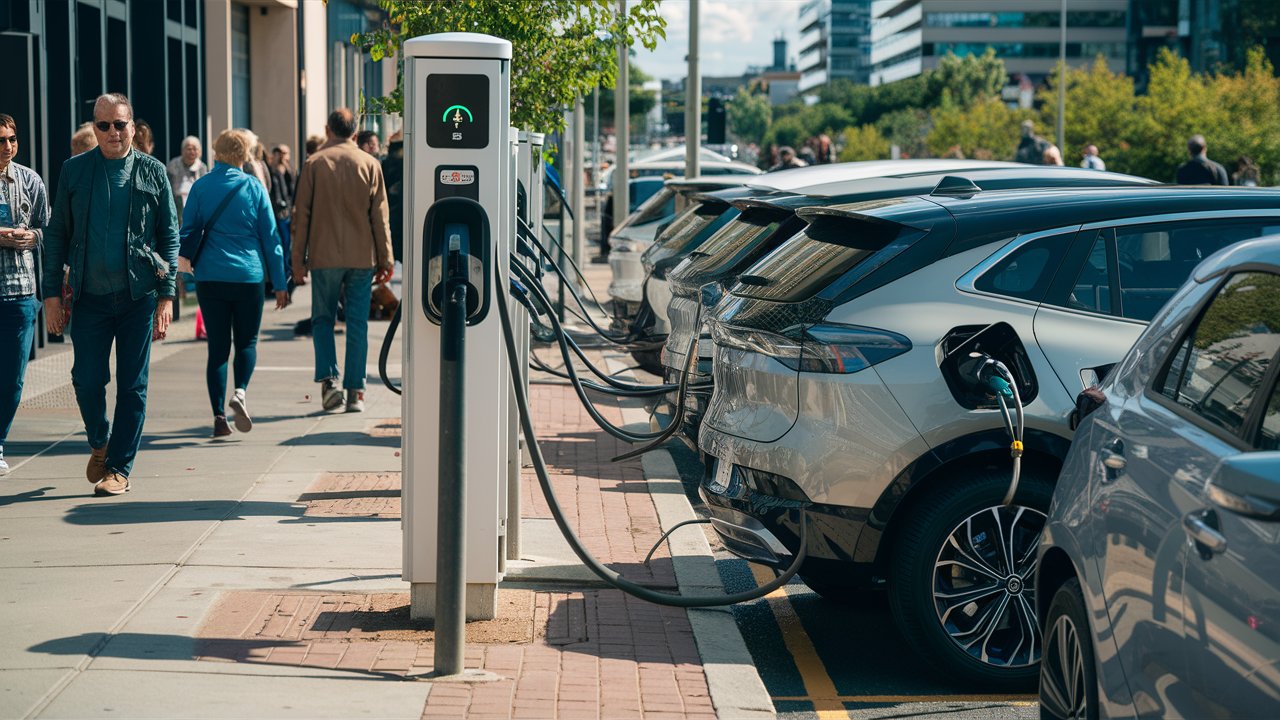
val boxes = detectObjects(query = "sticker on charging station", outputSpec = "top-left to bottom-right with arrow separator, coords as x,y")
426,74 -> 489,149
435,166 -> 480,201
439,168 -> 475,185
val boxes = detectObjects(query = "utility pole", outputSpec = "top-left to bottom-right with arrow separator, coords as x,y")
1056,0 -> 1066,152
685,0 -> 701,179
572,96 -> 586,264
614,0 -> 629,236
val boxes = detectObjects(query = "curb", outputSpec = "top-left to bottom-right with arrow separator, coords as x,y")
608,357 -> 776,720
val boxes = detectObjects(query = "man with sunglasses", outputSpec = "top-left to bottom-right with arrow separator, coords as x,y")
41,93 -> 179,497
0,113 -> 50,475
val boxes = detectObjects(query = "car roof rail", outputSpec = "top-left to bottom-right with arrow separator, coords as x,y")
930,175 -> 983,197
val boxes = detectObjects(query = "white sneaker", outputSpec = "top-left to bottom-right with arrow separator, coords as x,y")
321,379 -> 345,411
345,389 -> 365,413
229,389 -> 253,432
0,451 -> 9,476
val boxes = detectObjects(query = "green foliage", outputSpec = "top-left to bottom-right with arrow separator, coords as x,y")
592,63 -> 659,131
727,87 -> 771,146
926,49 -> 1007,109
875,109 -> 930,159
838,125 -> 890,162
763,115 -> 809,149
1034,48 -> 1280,183
928,99 -> 1034,160
357,0 -> 666,133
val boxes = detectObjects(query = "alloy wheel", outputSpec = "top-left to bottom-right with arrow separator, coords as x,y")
1040,610 -> 1089,719
931,504 -> 1046,669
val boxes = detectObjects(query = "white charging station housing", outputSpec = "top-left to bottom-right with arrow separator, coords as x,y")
402,33 -> 513,621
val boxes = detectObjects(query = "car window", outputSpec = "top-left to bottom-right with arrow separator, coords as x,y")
1067,230 -> 1113,314
628,186 -> 675,223
1157,272 -> 1280,438
974,232 -> 1072,302
1113,220 -> 1280,322
1258,381 -> 1280,451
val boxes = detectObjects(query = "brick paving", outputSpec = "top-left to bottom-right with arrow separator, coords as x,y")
300,471 -> 402,518
185,370 -> 719,717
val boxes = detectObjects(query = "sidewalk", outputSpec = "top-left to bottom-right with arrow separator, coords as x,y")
0,267 -> 772,719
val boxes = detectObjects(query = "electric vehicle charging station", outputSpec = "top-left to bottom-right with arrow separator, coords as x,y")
402,32 -> 512,623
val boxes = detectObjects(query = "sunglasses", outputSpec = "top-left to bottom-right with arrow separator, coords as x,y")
0,136 -> 17,145
95,120 -> 131,132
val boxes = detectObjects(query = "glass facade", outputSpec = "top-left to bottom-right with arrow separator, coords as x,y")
925,12 -> 1125,29
1,0 -> 205,192
924,42 -> 1126,61
231,4 -> 251,130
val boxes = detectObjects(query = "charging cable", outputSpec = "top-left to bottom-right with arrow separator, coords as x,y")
495,253 -> 812,606
982,360 -> 1025,506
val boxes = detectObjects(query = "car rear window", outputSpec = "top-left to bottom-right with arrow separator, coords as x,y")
731,215 -> 924,303
680,207 -> 793,278
629,186 -> 675,222
654,201 -> 738,255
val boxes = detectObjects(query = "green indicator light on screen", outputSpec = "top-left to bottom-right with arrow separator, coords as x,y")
442,105 -> 474,123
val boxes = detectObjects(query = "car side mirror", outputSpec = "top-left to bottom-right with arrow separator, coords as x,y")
1070,386 -> 1107,431
1207,452 -> 1280,521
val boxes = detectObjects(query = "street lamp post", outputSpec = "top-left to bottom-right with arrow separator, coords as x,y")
685,0 -> 700,179
1057,0 -> 1066,152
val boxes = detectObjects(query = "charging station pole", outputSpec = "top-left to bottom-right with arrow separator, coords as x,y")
402,33 -> 512,631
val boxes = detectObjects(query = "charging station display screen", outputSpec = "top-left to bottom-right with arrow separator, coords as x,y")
426,74 -> 489,149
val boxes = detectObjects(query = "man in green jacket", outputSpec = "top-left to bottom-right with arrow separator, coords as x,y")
42,93 -> 179,497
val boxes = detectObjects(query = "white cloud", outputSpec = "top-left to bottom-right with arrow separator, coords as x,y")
630,0 -> 802,81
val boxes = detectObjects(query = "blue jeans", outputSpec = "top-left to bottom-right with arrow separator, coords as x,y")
310,268 -> 373,389
197,281 -> 264,417
70,291 -> 156,478
0,294 -> 39,446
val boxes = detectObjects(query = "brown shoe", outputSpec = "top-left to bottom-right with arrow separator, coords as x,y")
94,472 -> 130,496
86,445 -> 109,484
213,416 -> 233,438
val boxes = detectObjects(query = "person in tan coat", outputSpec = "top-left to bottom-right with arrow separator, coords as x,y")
291,108 -> 393,413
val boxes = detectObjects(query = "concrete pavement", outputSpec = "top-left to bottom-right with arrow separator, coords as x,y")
0,268 -> 771,719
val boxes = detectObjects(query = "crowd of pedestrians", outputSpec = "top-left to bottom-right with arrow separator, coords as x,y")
0,92 -> 400,492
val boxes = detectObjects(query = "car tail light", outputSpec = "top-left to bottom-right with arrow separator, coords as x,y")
712,321 -> 911,374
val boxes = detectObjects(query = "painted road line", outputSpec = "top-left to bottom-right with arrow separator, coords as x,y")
771,695 -> 1038,704
749,563 -> 849,719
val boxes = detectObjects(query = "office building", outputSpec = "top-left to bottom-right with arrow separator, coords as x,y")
870,0 -> 1129,85
798,0 -> 874,92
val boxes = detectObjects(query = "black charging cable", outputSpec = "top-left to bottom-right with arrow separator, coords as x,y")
495,251 -> 812,606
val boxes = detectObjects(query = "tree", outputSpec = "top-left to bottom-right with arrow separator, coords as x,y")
727,87 -> 771,146
1035,57 -> 1138,169
876,108 -> 931,159
928,98 -> 1033,160
592,63 -> 659,132
838,125 -> 890,162
1126,49 -> 1224,181
357,0 -> 666,133
926,49 -> 1007,109
1206,48 -> 1280,185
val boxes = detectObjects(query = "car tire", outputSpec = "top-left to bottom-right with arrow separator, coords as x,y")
1039,578 -> 1099,720
888,468 -> 1052,690
630,348 -> 664,376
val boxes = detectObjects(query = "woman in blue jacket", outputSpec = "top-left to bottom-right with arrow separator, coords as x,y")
178,129 -> 288,438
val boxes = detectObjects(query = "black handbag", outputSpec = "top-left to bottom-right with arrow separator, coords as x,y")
184,181 -> 246,268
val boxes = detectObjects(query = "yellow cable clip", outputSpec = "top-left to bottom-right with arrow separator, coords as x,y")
1010,440 -> 1024,458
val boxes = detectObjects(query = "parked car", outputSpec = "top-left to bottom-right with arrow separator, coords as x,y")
1037,235 -> 1280,719
655,163 -> 1157,446
606,175 -> 760,373
696,186 -> 1280,688
600,157 -> 761,254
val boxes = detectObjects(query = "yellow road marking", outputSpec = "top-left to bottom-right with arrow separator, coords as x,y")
771,695 -> 1038,705
749,564 -> 849,719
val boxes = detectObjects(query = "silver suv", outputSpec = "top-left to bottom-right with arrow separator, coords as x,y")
697,186 -> 1280,687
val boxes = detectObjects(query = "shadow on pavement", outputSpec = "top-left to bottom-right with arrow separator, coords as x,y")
281,431 -> 400,448
0,486 -> 84,508
60,500 -> 396,525
27,633 -> 407,681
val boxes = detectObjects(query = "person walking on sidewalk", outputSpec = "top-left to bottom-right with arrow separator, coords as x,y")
291,108 -> 393,413
41,93 -> 179,497
166,136 -> 207,223
0,113 -> 50,475
178,129 -> 288,439
1176,134 -> 1230,185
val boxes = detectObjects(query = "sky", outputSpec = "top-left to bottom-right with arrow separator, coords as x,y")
629,0 -> 803,82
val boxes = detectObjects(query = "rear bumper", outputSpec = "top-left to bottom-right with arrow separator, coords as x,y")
698,455 -> 875,575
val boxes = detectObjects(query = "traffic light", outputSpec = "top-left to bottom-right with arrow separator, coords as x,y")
707,97 -> 726,145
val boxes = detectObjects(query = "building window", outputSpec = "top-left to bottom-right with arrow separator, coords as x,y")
924,42 -> 1125,60
925,12 -> 1125,29
231,3 -> 250,129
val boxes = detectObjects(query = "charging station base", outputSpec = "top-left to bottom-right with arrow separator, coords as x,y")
410,582 -> 498,621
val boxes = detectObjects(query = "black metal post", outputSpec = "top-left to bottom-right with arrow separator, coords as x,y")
434,250 -> 468,676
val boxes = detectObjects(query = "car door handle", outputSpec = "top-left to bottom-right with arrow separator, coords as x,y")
1184,510 -> 1228,557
